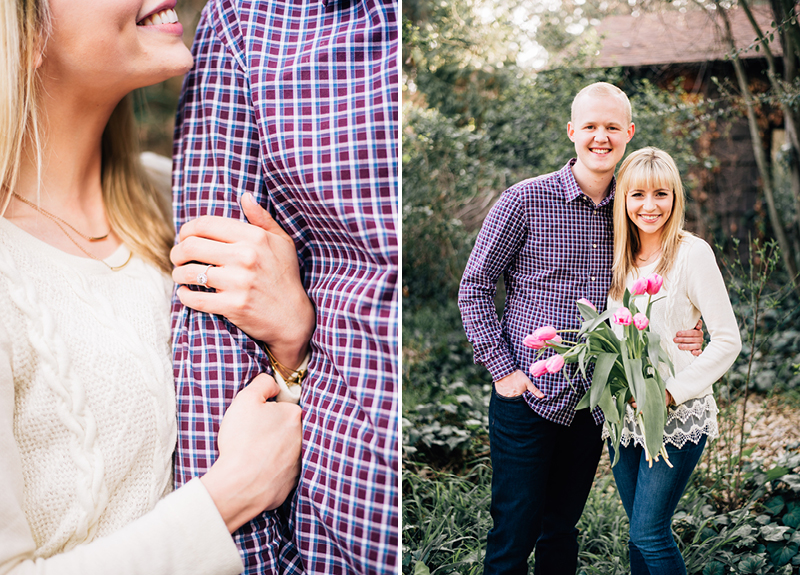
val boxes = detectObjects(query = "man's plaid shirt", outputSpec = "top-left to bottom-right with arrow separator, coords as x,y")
458,159 -> 611,426
170,0 -> 398,573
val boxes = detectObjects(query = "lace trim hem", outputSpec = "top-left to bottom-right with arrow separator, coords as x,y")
601,395 -> 719,449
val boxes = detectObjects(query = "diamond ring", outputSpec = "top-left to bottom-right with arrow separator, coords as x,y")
196,264 -> 213,286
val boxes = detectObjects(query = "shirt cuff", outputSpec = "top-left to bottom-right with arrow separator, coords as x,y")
482,349 -> 517,383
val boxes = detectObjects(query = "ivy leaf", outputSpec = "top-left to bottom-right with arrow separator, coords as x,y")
761,524 -> 791,541
736,554 -> 767,573
703,561 -> 725,575
767,540 -> 799,567
783,507 -> 800,530
764,495 -> 786,516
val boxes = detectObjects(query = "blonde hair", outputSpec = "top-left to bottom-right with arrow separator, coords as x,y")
610,147 -> 687,300
571,82 -> 632,127
1,0 -> 173,273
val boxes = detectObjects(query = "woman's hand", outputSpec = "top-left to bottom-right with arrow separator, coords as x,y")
171,193 -> 315,369
200,374 -> 302,533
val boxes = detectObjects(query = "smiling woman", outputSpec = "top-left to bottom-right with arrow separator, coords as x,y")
0,1 -> 310,574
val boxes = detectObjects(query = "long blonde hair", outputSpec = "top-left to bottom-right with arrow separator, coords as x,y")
610,147 -> 687,300
0,0 -> 173,273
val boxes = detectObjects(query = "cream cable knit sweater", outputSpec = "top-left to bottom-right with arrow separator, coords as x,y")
608,234 -> 742,406
0,218 -> 242,575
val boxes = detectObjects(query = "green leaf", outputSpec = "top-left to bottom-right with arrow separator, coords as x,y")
765,495 -> 786,516
616,388 -> 629,420
703,561 -> 726,575
609,424 -> 622,467
414,561 -> 431,575
642,377 -> 667,461
784,507 -> 800,530
576,300 -> 599,321
761,524 -> 791,541
737,555 -> 767,573
597,384 -> 619,424
578,345 -> 587,379
622,288 -> 631,310
575,391 -> 591,410
629,357 -> 647,415
589,353 -> 618,409
767,540 -> 799,567
767,467 -> 791,483
580,308 -> 615,336
646,331 -> 662,374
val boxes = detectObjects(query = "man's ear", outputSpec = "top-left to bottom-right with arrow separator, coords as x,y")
567,122 -> 575,142
626,123 -> 635,142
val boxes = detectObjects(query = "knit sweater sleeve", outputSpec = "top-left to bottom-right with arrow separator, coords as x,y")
664,239 -> 742,406
0,322 -> 243,575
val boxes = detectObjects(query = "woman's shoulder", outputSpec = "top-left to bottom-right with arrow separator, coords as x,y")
673,233 -> 721,281
677,232 -> 715,259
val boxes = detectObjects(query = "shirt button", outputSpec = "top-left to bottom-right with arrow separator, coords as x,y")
592,243 -> 597,248
591,276 -> 596,281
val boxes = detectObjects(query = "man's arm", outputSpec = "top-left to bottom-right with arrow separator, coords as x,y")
458,190 -> 527,384
170,4 -> 301,570
675,319 -> 704,357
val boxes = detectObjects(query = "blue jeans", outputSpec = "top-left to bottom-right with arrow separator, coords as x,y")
609,436 -> 707,575
484,389 -> 604,575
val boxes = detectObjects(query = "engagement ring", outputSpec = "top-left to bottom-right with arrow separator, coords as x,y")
196,264 -> 213,286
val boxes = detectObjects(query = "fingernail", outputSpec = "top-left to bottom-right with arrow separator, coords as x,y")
244,192 -> 258,205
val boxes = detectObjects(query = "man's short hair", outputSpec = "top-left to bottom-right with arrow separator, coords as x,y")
571,82 -> 632,126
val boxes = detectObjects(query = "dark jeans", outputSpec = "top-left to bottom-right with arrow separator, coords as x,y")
483,389 -> 604,575
609,436 -> 707,575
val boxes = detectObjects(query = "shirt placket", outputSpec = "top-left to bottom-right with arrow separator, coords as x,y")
587,202 -> 606,308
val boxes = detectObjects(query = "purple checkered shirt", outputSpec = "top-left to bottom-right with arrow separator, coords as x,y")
458,159 -> 611,426
170,0 -> 399,573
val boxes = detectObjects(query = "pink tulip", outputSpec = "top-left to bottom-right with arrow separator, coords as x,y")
530,359 -> 549,378
646,273 -> 664,295
612,307 -> 633,326
576,298 -> 596,311
545,354 -> 565,373
533,326 -> 558,341
633,313 -> 649,330
523,334 -> 546,350
551,334 -> 563,344
631,277 -> 649,296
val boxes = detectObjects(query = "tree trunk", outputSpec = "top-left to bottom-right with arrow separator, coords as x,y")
716,2 -> 799,288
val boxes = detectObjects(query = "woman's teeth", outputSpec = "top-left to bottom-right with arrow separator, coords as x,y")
138,8 -> 179,26
640,215 -> 660,223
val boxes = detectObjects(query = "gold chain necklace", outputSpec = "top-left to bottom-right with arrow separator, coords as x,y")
12,192 -> 132,271
13,192 -> 109,241
637,248 -> 662,263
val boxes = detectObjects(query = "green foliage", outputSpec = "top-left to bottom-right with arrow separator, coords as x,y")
402,465 -> 492,574
403,302 -> 490,468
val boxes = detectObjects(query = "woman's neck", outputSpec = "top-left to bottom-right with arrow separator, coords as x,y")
635,233 -> 663,267
6,95 -> 122,259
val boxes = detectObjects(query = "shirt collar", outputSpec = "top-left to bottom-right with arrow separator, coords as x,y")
559,158 -> 616,208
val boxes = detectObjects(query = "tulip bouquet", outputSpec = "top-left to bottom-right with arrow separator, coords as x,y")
524,273 -> 674,467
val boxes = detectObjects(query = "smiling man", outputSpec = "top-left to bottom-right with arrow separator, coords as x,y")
458,83 -> 633,574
